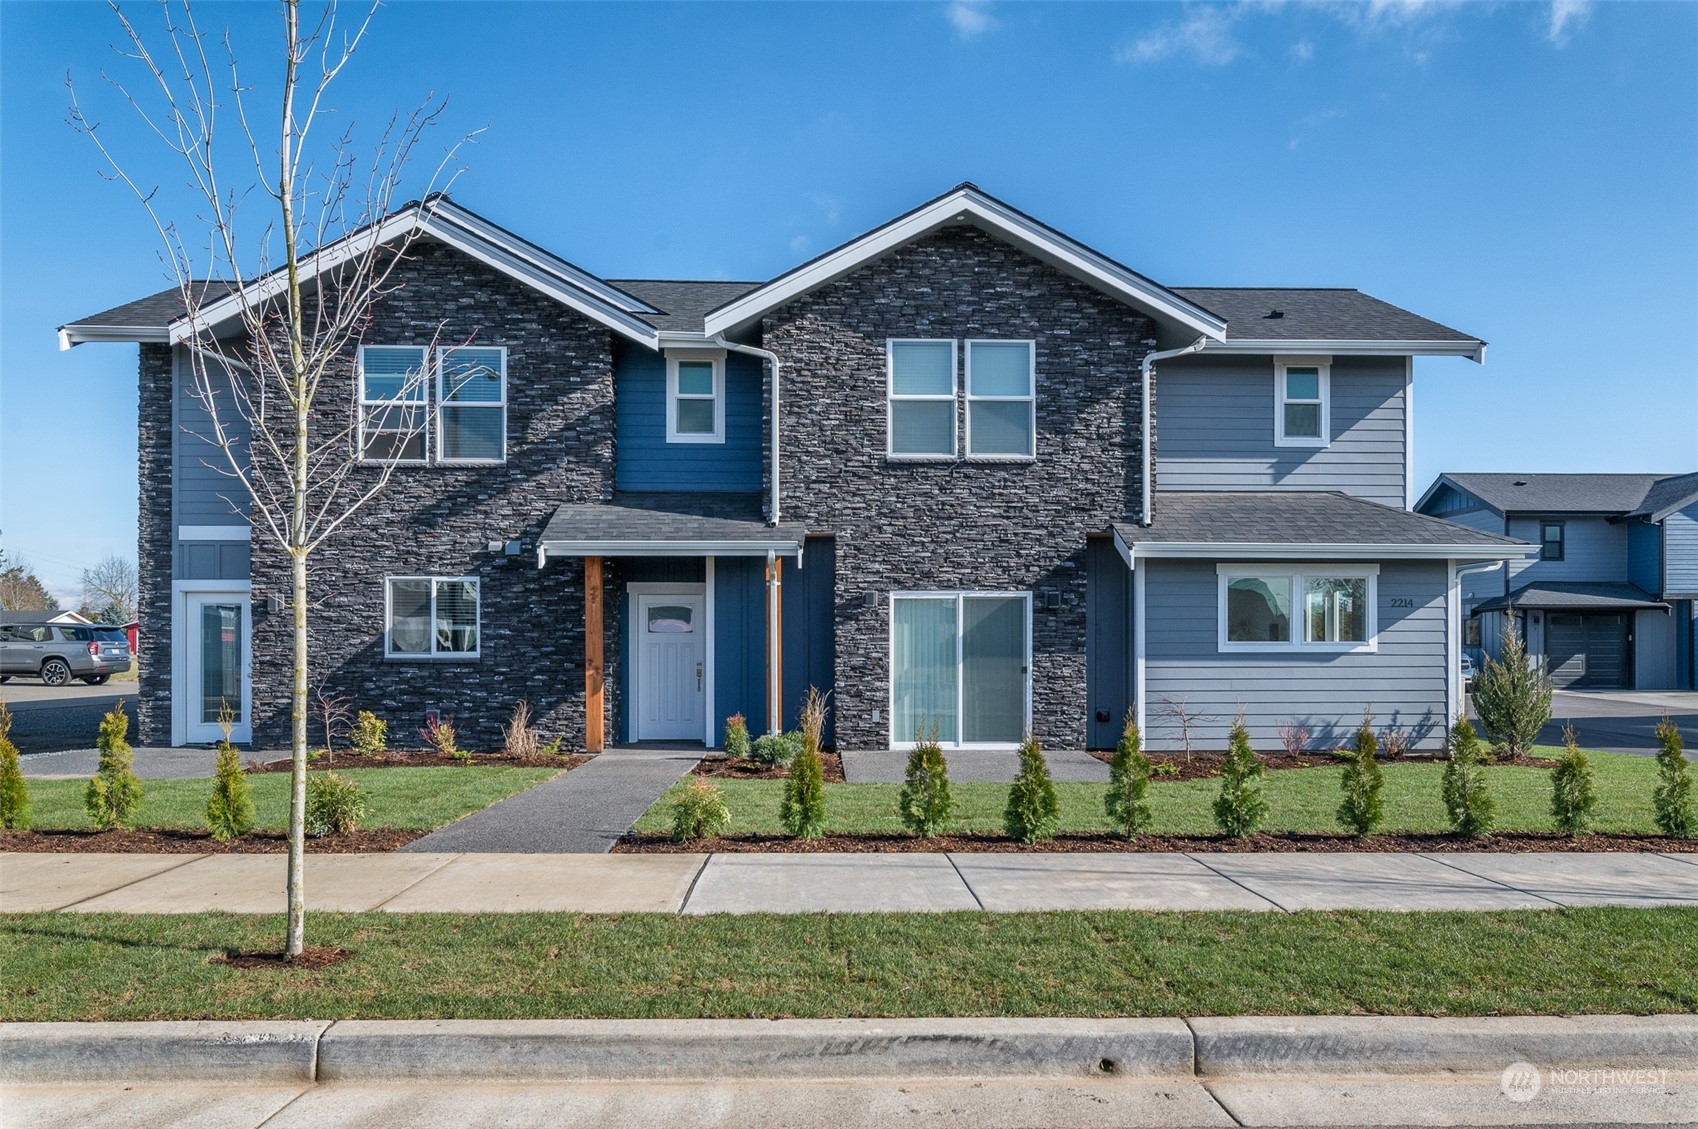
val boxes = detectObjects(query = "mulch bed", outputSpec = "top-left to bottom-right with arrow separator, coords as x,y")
1085,750 -> 1560,781
0,827 -> 425,854
616,830 -> 1698,854
212,945 -> 353,970
693,751 -> 847,784
247,752 -> 590,773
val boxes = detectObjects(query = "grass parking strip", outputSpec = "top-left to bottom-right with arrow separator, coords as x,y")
3,907 -> 1694,1022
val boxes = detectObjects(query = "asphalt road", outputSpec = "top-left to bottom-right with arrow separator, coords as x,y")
3,680 -> 136,757
1537,690 -> 1698,755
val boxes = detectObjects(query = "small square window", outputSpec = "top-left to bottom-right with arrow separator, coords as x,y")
888,340 -> 957,457
666,353 -> 725,443
387,576 -> 480,659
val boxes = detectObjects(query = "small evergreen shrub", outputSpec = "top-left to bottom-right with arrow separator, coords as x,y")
898,724 -> 953,837
1442,717 -> 1495,839
670,778 -> 731,842
0,701 -> 30,830
1336,715 -> 1385,836
751,731 -> 804,768
780,688 -> 828,838
1550,722 -> 1597,837
1653,713 -> 1695,838
1212,718 -> 1268,838
85,700 -> 142,830
205,702 -> 255,841
306,772 -> 369,837
1104,712 -> 1152,838
723,713 -> 751,760
350,711 -> 387,757
1004,733 -> 1061,843
1472,617 -> 1553,757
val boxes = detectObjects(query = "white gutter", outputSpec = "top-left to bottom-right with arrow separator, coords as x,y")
712,336 -> 783,525
1139,336 -> 1209,526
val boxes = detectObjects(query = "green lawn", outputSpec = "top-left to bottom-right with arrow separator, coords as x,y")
635,749 -> 1667,837
21,766 -> 560,833
2,908 -> 1693,1021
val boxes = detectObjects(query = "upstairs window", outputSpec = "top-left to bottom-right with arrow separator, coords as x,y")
386,576 -> 480,659
965,340 -> 1036,458
1274,359 -> 1330,448
1540,521 -> 1565,561
358,346 -> 429,463
888,340 -> 957,457
666,351 -> 726,443
437,346 -> 506,464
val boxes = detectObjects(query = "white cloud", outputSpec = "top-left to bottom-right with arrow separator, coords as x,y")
789,235 -> 811,256
945,0 -> 998,38
1546,0 -> 1591,47
1290,38 -> 1317,62
1116,4 -> 1248,65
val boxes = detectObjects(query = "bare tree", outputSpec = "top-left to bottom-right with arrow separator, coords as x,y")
0,551 -> 62,613
71,0 -> 473,957
80,555 -> 138,622
1158,695 -> 1215,766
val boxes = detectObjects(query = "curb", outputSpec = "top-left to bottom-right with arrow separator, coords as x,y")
3,1015 -> 1695,1085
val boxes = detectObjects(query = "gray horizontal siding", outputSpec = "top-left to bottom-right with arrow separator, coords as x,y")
1141,558 -> 1449,752
1155,354 -> 1408,507
1439,506 -> 1509,604
1666,503 -> 1698,597
1506,515 -> 1625,587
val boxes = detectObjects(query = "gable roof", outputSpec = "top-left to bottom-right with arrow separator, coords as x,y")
1625,471 -> 1698,521
1423,473 -> 1678,517
1473,581 -> 1667,615
1172,287 -> 1484,359
607,280 -> 762,334
700,183 -> 1230,345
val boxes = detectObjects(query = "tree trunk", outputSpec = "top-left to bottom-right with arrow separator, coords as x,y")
286,549 -> 308,957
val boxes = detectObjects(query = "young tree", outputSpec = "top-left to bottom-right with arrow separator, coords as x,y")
780,687 -> 828,839
898,723 -> 953,838
80,555 -> 138,623
71,1 -> 472,957
0,702 -> 30,831
1550,722 -> 1597,837
1336,713 -> 1384,836
1004,733 -> 1060,843
1213,716 -> 1268,838
1104,712 -> 1152,838
1442,717 -> 1495,839
1472,615 -> 1552,758
1652,713 -> 1694,839
86,701 -> 143,830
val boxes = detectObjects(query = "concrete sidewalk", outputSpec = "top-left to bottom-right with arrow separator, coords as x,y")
7,849 -> 1698,915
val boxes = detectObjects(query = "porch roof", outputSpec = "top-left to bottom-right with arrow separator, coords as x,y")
1473,582 -> 1669,615
537,498 -> 806,562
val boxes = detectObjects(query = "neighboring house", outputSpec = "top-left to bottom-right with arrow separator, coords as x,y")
1417,472 -> 1698,691
0,610 -> 92,626
58,184 -> 1528,753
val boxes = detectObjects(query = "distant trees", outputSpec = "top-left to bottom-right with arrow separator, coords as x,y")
80,556 -> 138,624
0,551 -> 60,613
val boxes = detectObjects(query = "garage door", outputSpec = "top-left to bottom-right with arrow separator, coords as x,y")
1546,614 -> 1629,689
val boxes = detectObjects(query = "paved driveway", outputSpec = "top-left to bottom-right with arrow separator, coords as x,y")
1537,690 -> 1698,755
2,680 -> 135,757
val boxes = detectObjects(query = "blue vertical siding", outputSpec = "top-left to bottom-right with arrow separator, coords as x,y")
781,538 -> 836,744
614,342 -> 764,492
1627,519 -> 1663,595
713,556 -> 767,746
1085,536 -> 1133,749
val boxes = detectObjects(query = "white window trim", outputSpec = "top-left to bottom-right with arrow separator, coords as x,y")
964,339 -> 1037,460
385,575 -> 482,660
1216,564 -> 1379,653
435,345 -> 508,465
886,339 -> 958,460
1273,357 -> 1331,449
357,345 -> 431,466
664,348 -> 727,444
888,590 -> 1032,750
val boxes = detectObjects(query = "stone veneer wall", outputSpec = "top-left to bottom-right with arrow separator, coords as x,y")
764,226 -> 1155,749
247,240 -> 616,750
135,343 -> 176,745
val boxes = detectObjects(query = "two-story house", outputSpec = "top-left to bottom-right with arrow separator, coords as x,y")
58,184 -> 1528,754
1417,472 -> 1698,690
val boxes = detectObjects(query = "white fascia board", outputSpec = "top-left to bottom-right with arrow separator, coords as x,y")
702,189 -> 1228,341
58,325 -> 172,349
427,202 -> 659,315
1205,339 -> 1487,363
538,539 -> 804,559
1130,542 -> 1535,561
1111,525 -> 1137,570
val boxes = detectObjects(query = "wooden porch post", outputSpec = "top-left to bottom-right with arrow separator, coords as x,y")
585,556 -> 604,753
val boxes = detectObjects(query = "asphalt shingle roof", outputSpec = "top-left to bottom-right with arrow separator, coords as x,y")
1625,471 -> 1698,519
63,282 -> 236,330
1473,582 -> 1668,614
1171,288 -> 1478,343
1117,492 -> 1529,549
1443,473 -> 1676,516
540,496 -> 805,548
606,280 -> 762,333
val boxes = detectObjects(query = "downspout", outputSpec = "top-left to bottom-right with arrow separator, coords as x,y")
1453,559 -> 1508,726
711,335 -> 782,526
1139,336 -> 1208,526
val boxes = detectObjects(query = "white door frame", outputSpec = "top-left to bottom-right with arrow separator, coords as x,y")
627,581 -> 711,744
172,581 -> 253,746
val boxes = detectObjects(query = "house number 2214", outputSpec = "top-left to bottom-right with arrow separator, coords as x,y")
1387,597 -> 1415,608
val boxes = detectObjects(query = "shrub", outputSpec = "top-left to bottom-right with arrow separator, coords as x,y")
420,715 -> 465,761
502,701 -> 541,763
205,702 -> 255,841
1550,722 -> 1597,837
723,713 -> 751,760
751,731 -> 803,768
1442,717 -> 1495,838
1004,733 -> 1060,843
306,771 -> 369,837
350,711 -> 387,758
1276,720 -> 1311,758
1336,715 -> 1385,836
670,778 -> 731,842
1379,728 -> 1410,760
1472,617 -> 1552,758
1104,712 -> 1152,838
85,700 -> 142,830
898,724 -> 953,837
1653,713 -> 1695,838
0,701 -> 29,830
780,689 -> 828,838
1212,718 -> 1268,838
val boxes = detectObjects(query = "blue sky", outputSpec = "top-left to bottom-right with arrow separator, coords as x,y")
2,0 -> 1694,601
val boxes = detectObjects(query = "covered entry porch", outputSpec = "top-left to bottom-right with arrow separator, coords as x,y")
536,500 -> 809,751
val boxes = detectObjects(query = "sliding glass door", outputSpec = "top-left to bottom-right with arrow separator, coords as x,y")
891,593 -> 1030,747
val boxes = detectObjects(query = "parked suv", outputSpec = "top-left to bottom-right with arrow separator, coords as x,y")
0,622 -> 132,686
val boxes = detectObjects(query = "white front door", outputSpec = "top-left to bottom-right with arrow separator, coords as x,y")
634,590 -> 706,741
186,592 -> 251,744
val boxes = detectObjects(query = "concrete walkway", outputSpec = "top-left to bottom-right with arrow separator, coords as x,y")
400,746 -> 700,854
841,747 -> 1110,782
7,850 -> 1698,915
